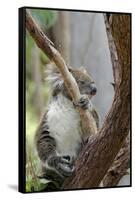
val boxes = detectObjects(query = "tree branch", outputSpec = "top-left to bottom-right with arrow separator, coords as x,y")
26,9 -> 97,138
62,14 -> 131,189
102,134 -> 130,187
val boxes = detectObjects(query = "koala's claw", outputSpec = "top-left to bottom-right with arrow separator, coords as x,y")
60,156 -> 71,165
58,163 -> 75,177
60,156 -> 74,166
74,95 -> 89,110
58,156 -> 75,177
48,155 -> 75,177
62,155 -> 71,162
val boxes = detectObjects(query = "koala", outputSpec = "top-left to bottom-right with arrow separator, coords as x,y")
35,63 -> 99,189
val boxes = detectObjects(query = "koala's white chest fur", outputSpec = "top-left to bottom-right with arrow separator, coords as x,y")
46,94 -> 82,158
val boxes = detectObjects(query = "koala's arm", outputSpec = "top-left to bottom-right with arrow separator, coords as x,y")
35,113 -> 74,178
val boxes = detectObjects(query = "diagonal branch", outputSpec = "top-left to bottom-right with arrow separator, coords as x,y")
26,9 -> 97,138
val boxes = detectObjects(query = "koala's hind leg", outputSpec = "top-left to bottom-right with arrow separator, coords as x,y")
35,120 -> 75,180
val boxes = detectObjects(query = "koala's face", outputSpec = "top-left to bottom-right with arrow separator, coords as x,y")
69,67 -> 97,99
77,79 -> 97,98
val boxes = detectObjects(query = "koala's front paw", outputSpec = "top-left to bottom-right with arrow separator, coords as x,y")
74,95 -> 89,110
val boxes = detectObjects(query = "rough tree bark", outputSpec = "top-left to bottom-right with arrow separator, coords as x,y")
100,15 -> 131,186
102,133 -> 130,187
26,10 -> 131,189
62,14 -> 131,189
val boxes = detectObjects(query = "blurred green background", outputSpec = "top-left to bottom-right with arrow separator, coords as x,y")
26,9 -> 58,192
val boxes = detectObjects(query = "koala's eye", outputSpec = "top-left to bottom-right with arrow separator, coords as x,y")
79,80 -> 85,85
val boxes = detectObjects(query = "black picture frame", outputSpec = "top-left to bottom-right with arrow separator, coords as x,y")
19,6 -> 132,193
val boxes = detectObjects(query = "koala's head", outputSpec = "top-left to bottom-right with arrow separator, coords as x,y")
69,67 -> 97,99
45,63 -> 97,99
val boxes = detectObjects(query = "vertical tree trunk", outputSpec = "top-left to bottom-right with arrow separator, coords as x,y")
62,14 -> 131,189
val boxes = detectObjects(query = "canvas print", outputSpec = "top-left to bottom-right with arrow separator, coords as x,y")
19,7 -> 131,193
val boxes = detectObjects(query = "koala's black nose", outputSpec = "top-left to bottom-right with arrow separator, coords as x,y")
90,86 -> 97,95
